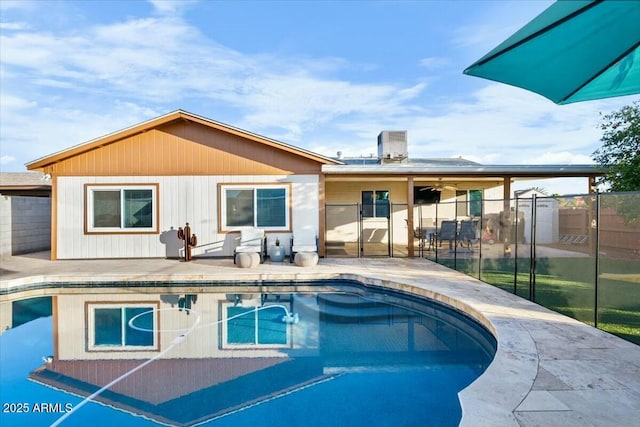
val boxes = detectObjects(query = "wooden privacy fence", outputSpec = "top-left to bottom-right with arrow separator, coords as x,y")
599,208 -> 640,254
558,208 -> 589,237
558,207 -> 639,254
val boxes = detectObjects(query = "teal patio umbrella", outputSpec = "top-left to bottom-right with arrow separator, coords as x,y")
463,0 -> 640,104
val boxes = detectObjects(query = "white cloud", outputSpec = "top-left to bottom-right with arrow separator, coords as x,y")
419,57 -> 450,70
0,0 -> 37,13
2,101 -> 162,169
0,93 -> 37,110
532,151 -> 593,165
1,11 -> 431,166
512,178 -> 590,196
238,75 -> 426,140
402,84 -> 630,165
1,155 -> 16,165
0,21 -> 30,30
147,0 -> 198,15
2,16 -> 239,100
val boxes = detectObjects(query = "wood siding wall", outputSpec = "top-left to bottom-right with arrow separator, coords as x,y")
55,294 -> 309,361
45,121 -> 322,176
56,175 -> 319,259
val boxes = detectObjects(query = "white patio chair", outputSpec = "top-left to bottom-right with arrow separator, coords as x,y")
289,229 -> 318,263
234,227 -> 267,263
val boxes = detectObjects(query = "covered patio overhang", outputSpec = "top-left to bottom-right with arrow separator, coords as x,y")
321,164 -> 604,257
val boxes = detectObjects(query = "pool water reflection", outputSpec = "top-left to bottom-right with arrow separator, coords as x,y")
0,282 -> 496,426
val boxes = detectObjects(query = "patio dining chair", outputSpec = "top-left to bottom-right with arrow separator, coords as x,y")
437,220 -> 458,250
413,227 -> 426,257
458,220 -> 479,251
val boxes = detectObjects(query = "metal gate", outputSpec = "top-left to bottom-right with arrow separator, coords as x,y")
359,205 -> 391,257
325,203 -> 405,257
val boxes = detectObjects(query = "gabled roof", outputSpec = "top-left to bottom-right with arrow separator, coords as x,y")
30,357 -> 330,426
26,110 -> 343,170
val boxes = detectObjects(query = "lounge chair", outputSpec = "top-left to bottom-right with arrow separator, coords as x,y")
233,227 -> 267,264
289,229 -> 318,263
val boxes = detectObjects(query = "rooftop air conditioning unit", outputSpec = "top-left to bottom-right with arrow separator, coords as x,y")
378,131 -> 408,163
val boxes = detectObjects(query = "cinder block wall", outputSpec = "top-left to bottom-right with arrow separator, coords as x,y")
0,195 -> 51,257
0,195 -> 12,258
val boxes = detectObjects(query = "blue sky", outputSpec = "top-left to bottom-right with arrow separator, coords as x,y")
1,0 -> 637,193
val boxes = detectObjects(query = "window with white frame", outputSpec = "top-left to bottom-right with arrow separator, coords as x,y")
220,184 -> 289,231
86,184 -> 158,233
87,303 -> 158,351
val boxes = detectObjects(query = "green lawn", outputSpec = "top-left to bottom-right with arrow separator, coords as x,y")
439,257 -> 640,345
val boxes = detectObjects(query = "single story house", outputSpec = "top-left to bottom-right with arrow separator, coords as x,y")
26,110 -> 341,260
26,110 -> 603,260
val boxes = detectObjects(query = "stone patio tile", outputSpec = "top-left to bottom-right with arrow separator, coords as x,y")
531,366 -> 571,391
516,390 -> 570,411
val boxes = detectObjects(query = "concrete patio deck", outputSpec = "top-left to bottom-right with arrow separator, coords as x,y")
1,252 -> 639,426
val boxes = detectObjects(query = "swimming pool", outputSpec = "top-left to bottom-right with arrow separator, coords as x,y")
0,280 -> 496,426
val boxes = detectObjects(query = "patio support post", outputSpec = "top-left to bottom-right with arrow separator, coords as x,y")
529,194 -> 537,301
407,177 -> 415,257
319,173 -> 326,258
435,203 -> 439,263
594,192 -> 600,328
588,175 -> 597,257
50,171 -> 57,261
588,175 -> 597,194
502,176 -> 512,257
358,203 -> 362,258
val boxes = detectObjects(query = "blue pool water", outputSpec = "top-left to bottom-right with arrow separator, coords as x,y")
0,282 -> 496,426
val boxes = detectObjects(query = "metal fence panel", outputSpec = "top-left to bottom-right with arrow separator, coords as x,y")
325,204 -> 360,257
326,192 -> 639,345
596,192 -> 640,343
532,195 -> 596,325
423,191 -> 639,345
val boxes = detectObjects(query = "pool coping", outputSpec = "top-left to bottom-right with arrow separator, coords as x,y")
1,255 -> 639,426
